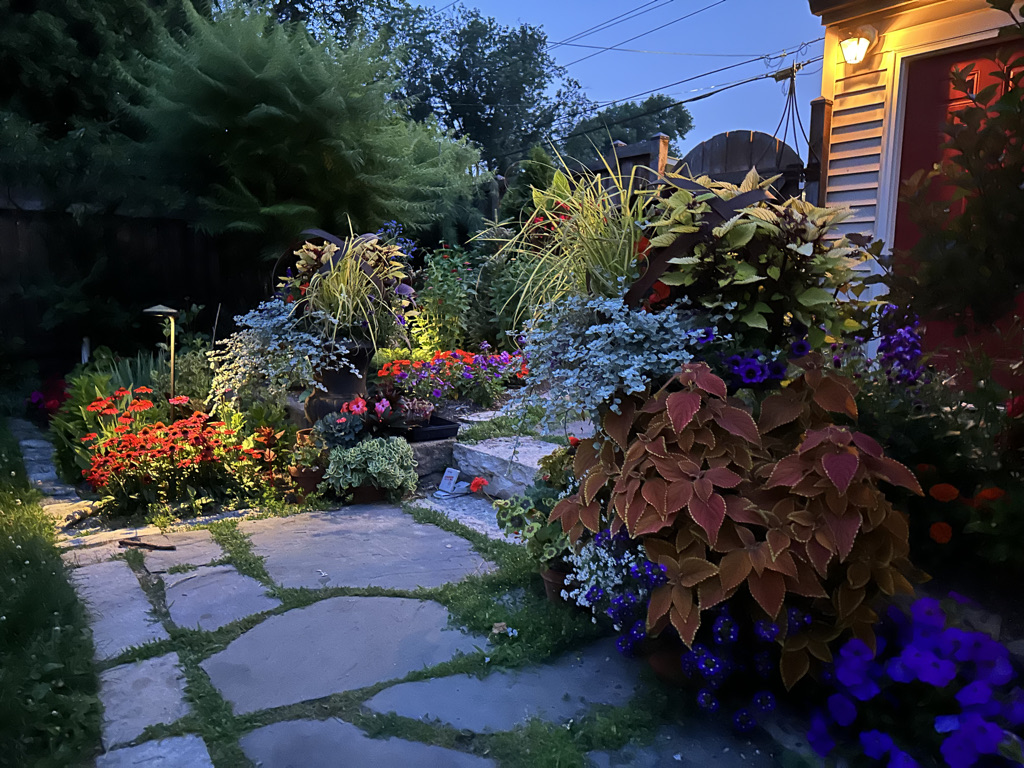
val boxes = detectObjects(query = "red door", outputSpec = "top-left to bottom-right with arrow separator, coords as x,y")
892,38 -> 1024,389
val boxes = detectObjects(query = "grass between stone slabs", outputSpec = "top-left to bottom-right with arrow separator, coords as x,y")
0,419 -> 101,767
108,497 -> 673,767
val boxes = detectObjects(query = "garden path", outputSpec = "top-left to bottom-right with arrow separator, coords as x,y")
60,501 -> 788,767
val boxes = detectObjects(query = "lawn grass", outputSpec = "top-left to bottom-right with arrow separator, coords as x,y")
0,419 -> 100,767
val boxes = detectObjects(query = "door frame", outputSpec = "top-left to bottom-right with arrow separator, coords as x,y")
877,24 -> 1008,254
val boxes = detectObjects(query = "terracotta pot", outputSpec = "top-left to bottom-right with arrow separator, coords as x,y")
296,428 -> 315,446
539,566 -> 570,604
304,343 -> 374,425
288,465 -> 325,495
349,484 -> 387,505
642,634 -> 687,687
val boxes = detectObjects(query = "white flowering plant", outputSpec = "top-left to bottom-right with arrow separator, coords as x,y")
563,529 -> 668,656
208,298 -> 356,411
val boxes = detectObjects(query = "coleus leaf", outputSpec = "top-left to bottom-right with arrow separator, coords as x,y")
641,477 -> 670,517
851,431 -> 883,457
758,392 -> 806,434
688,492 -> 727,545
666,390 -> 702,432
578,500 -> 602,533
865,456 -> 924,495
821,450 -> 860,494
718,549 -> 752,591
715,406 -> 762,446
781,649 -> 810,690
766,455 -> 808,488
677,557 -> 719,587
747,568 -> 786,618
826,511 -> 861,562
812,376 -> 858,418
602,401 -> 636,450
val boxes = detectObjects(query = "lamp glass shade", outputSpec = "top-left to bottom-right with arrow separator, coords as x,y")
840,35 -> 871,65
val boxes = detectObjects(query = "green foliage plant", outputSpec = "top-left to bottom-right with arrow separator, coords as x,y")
313,410 -> 365,450
495,447 -> 575,569
647,169 -> 876,352
412,245 -> 478,351
898,18 -> 1024,326
295,237 -> 414,349
488,161 -> 657,322
498,146 -> 557,224
323,437 -> 417,500
552,360 -> 924,689
0,421 -> 100,766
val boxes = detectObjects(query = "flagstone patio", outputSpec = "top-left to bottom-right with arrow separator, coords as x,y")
64,502 -> 786,767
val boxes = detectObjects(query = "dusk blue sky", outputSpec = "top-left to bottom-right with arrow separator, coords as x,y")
422,0 -> 826,159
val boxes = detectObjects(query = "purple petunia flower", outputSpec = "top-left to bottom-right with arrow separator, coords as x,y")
887,748 -> 920,768
790,339 -> 812,358
956,681 -> 992,708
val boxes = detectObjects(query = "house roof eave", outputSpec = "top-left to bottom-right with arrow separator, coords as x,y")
807,0 -> 943,26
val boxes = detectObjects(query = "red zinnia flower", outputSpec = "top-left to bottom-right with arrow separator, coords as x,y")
470,477 -> 489,493
928,483 -> 960,503
929,522 -> 953,544
134,386 -> 153,394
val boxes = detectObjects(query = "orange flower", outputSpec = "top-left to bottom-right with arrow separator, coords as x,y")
929,522 -> 953,544
976,487 -> 1006,502
929,483 -> 960,502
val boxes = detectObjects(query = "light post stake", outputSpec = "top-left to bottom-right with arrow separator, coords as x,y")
143,305 -> 180,420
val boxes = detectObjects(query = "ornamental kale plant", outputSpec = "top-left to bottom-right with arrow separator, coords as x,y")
516,296 -> 725,426
562,529 -> 667,656
808,596 -> 1024,768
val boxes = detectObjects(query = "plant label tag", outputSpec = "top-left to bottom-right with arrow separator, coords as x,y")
439,468 -> 460,493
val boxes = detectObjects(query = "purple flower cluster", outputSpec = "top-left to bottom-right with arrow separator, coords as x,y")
722,352 -> 788,389
877,305 -> 925,385
677,605 -> 784,733
809,596 -> 1023,767
375,220 -> 417,257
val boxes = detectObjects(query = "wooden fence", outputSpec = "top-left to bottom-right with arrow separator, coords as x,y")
0,208 -> 222,374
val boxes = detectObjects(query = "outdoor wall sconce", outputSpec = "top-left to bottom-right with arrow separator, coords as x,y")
840,25 -> 878,65
143,304 -> 180,418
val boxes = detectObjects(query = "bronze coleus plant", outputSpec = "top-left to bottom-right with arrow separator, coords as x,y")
551,359 -> 924,688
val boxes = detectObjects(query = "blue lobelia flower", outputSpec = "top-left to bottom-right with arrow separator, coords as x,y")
956,681 -> 992,708
859,729 -> 894,759
887,748 -> 920,768
808,711 -> 835,757
827,693 -> 858,727
733,708 -> 756,733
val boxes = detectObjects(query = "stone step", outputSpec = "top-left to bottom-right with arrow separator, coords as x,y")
452,437 -> 560,499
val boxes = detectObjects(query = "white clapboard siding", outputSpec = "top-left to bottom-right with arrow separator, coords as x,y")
824,54 -> 891,240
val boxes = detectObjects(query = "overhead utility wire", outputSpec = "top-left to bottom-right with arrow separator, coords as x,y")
546,0 -> 677,51
495,55 -> 824,162
564,0 -> 731,67
594,38 -> 823,106
555,42 -> 776,57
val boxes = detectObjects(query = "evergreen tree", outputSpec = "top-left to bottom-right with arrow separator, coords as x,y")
130,5 -> 480,256
0,0 -> 204,208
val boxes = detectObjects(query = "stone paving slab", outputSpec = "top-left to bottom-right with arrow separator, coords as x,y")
100,653 -> 191,748
453,437 -> 559,499
417,494 -> 506,540
587,722 -> 777,767
139,530 -> 223,573
240,505 -> 492,590
202,596 -> 480,715
164,565 -> 280,631
71,560 -> 169,660
240,718 -> 496,768
62,540 -> 122,568
366,639 -> 638,732
95,735 -> 215,768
